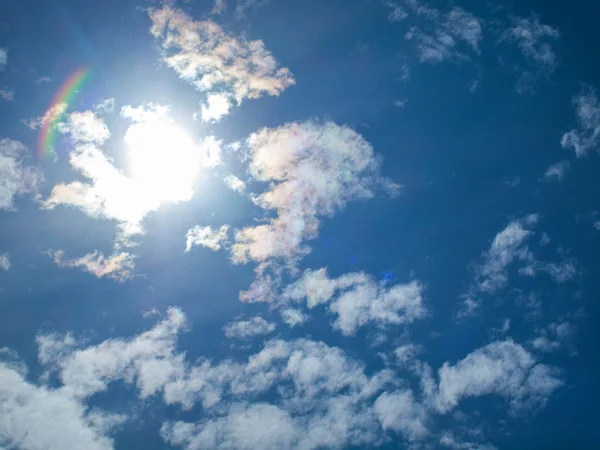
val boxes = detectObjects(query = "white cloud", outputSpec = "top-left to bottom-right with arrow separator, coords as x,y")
501,15 -> 560,73
0,88 -> 14,101
532,322 -> 575,353
0,138 -> 43,210
224,174 -> 246,192
0,253 -> 9,271
440,431 -> 497,450
460,215 -> 577,317
435,340 -> 562,414
231,121 -> 400,271
283,269 -> 426,335
35,76 -> 51,84
224,317 -> 276,339
0,48 -> 6,70
384,1 -> 408,22
562,86 -> 600,157
94,98 -> 115,114
280,308 -> 308,327
51,250 -> 135,281
374,390 -> 428,441
544,160 -> 570,181
403,4 -> 482,64
200,93 -> 232,122
185,225 -> 229,252
0,358 -> 123,450
149,4 -> 294,119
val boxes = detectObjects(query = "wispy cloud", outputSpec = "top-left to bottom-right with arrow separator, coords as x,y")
0,88 -> 14,101
544,160 -> 570,181
21,102 -> 68,130
94,97 -> 115,114
0,253 -> 10,271
51,250 -> 135,281
35,76 -> 51,84
0,48 -> 7,70
223,174 -> 246,192
223,317 -> 275,339
562,86 -> 600,157
149,4 -> 294,119
0,138 -> 43,210
185,225 -> 229,252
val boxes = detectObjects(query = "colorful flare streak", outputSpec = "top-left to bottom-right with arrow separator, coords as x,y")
38,66 -> 89,157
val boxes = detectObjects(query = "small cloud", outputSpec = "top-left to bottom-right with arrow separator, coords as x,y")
185,225 -> 230,252
212,0 -> 227,14
0,48 -> 6,70
224,174 -> 246,193
0,88 -> 14,101
0,253 -> 10,270
35,76 -> 51,84
540,232 -> 551,246
393,99 -> 408,108
223,316 -> 275,339
94,98 -> 115,114
280,309 -> 308,327
562,86 -> 600,157
51,250 -> 135,281
200,93 -> 232,123
544,160 -> 570,181
21,102 -> 68,130
0,138 -> 43,210
504,176 -> 520,187
383,1 -> 408,22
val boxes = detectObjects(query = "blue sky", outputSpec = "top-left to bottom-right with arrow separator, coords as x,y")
0,0 -> 599,448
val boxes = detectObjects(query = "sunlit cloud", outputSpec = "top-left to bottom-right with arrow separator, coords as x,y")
44,104 -> 222,246
21,102 -> 68,130
223,174 -> 246,192
148,4 -> 294,119
51,250 -> 135,281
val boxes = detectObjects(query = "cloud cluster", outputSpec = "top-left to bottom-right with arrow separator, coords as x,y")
283,268 -> 426,335
149,4 -> 294,121
0,138 -> 43,210
0,308 -> 563,450
385,1 -> 482,63
562,86 -> 600,157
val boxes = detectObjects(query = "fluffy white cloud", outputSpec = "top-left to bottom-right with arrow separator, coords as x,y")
0,353 -> 123,450
51,250 -> 135,281
544,160 -> 570,181
0,253 -> 9,271
223,317 -> 275,339
562,86 -> 600,157
148,4 -> 294,119
185,225 -> 229,252
223,174 -> 246,192
283,269 -> 426,335
374,390 -> 428,441
532,322 -> 575,353
280,308 -> 308,327
200,93 -> 232,122
435,340 -> 562,414
0,138 -> 43,210
232,121 -> 399,267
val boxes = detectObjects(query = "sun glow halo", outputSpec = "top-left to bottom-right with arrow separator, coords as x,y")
124,119 -> 202,205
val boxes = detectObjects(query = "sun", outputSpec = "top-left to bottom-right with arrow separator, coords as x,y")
124,119 -> 202,205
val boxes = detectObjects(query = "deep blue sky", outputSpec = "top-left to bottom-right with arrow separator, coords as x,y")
0,0 -> 599,449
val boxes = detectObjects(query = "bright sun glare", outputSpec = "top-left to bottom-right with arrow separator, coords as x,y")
124,119 -> 202,205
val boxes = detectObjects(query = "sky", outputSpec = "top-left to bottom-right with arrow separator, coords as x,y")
0,0 -> 599,448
